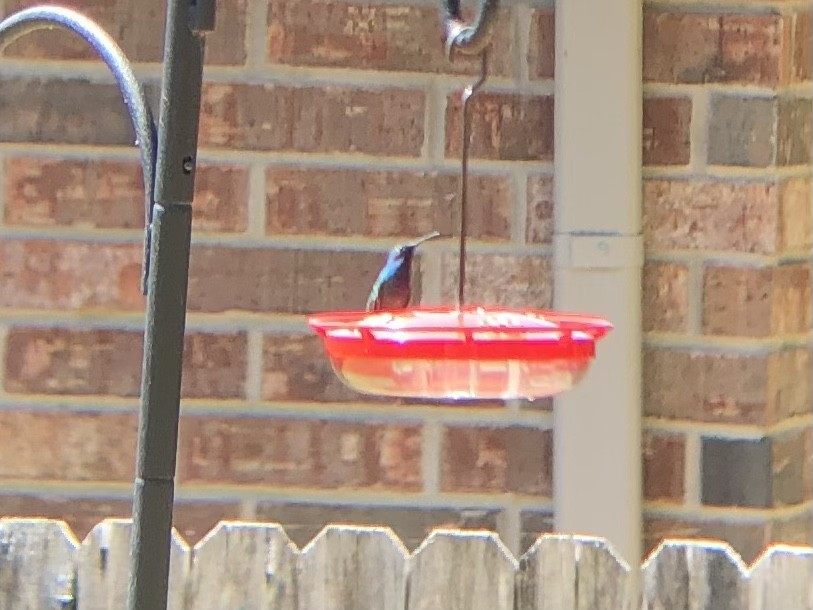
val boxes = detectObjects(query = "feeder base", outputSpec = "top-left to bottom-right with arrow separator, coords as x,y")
331,356 -> 590,400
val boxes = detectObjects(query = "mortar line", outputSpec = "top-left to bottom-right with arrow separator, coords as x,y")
642,333 -> 811,351
644,499 -> 813,523
689,87 -> 710,173
683,431 -> 702,509
0,142 -> 551,174
246,0 -> 269,70
246,163 -> 267,237
426,77 -> 447,164
421,421 -> 442,495
0,478 -> 555,510
0,325 -> 7,391
498,498 -> 522,558
0,225 -> 553,254
510,167 -> 529,244
0,395 -> 555,426
244,329 -> 265,402
644,413 -> 813,438
514,3 -> 532,87
686,260 -> 705,336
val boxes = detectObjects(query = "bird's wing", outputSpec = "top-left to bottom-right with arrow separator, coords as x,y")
365,284 -> 380,311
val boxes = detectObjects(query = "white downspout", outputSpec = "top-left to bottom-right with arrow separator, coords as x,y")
552,0 -> 643,566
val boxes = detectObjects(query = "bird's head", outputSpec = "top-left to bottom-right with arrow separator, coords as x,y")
386,231 -> 441,268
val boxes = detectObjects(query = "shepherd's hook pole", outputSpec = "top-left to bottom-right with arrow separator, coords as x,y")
129,1 -> 215,609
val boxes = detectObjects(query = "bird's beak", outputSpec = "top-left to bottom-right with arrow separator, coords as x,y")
408,231 -> 441,248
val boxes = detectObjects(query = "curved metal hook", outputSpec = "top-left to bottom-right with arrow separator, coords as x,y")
0,5 -> 158,295
441,0 -> 498,56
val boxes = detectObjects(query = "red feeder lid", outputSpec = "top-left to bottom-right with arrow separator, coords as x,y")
308,306 -> 612,361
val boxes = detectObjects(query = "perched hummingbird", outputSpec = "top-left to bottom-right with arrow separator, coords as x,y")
366,231 -> 441,311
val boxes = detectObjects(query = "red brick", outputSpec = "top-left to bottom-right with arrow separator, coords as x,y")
702,266 -> 772,337
770,513 -> 812,550
793,12 -> 812,82
445,93 -> 553,161
4,327 -> 247,399
708,96 -> 776,167
178,417 -> 422,490
266,167 -> 510,240
642,97 -> 691,166
777,98 -> 812,166
171,501 -> 246,545
0,78 -> 154,147
438,253 -> 552,308
642,262 -> 689,333
526,175 -> 553,245
267,0 -> 515,77
0,410 -> 137,481
520,510 -> 554,553
0,495 -> 131,540
187,246 -> 385,314
0,495 -> 242,545
0,240 -> 143,311
642,432 -> 685,501
643,12 -> 789,86
3,0 -> 247,65
702,264 -> 811,337
769,348 -> 812,422
199,84 -> 424,157
643,348 -> 772,424
261,333 -> 367,402
643,180 -> 779,254
254,501 -> 499,551
181,332 -> 247,399
643,517 -> 770,564
441,426 -> 552,495
779,177 -> 813,251
772,428 -> 807,506
4,158 -> 249,233
528,10 -> 555,80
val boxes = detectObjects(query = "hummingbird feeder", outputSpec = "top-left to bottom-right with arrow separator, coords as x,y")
309,0 -> 612,400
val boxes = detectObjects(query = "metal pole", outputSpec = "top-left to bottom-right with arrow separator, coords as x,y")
128,1 -> 215,609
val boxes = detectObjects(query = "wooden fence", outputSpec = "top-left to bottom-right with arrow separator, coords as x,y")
0,518 -> 811,609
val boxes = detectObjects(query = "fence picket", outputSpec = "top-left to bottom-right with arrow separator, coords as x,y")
408,529 -> 516,610
298,524 -> 407,610
0,518 -> 77,610
186,521 -> 296,610
748,544 -> 813,610
641,539 -> 748,610
76,518 -> 187,610
2,518 -> 813,608
517,534 -> 632,610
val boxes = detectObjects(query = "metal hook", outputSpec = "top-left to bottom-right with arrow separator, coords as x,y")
457,51 -> 488,308
0,6 -> 158,297
441,0 -> 498,57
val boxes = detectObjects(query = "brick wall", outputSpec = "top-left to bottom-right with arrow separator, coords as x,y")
0,0 -> 555,556
641,7 -> 813,562
0,0 -> 809,563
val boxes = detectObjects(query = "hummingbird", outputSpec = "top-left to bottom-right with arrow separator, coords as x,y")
366,231 -> 441,311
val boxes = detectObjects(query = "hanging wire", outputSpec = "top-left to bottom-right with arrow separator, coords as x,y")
457,51 -> 488,308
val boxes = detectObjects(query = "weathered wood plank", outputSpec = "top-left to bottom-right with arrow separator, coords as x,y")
642,539 -> 748,610
76,518 -> 188,610
748,544 -> 813,610
298,524 -> 407,610
516,534 -> 632,610
186,521 -> 297,610
0,518 -> 78,610
408,529 -> 516,610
